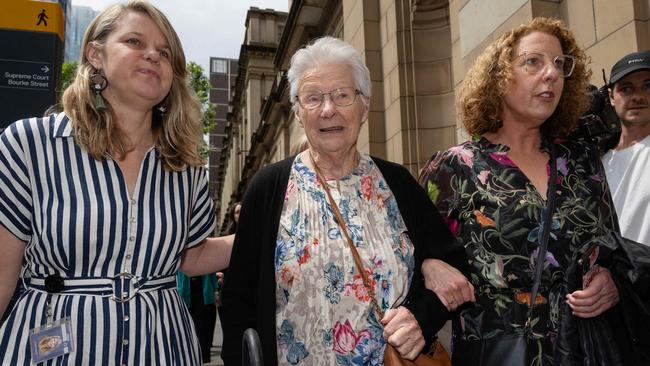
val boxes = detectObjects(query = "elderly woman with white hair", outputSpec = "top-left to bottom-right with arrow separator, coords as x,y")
220,37 -> 465,365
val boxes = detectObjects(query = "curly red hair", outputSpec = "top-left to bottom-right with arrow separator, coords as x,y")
458,17 -> 591,138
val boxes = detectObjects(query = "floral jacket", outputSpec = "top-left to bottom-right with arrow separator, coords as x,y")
418,136 -> 616,364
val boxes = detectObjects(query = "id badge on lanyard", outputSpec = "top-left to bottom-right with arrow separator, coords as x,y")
28,296 -> 74,364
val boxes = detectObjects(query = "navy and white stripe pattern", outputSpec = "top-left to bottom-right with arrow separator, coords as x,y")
0,113 -> 215,365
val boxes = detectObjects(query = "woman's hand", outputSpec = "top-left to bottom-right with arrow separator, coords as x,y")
421,259 -> 475,311
214,272 -> 224,307
566,266 -> 619,318
381,306 -> 425,360
217,271 -> 224,287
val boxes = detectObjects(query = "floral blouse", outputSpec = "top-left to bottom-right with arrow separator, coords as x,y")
418,137 -> 615,364
275,154 -> 414,365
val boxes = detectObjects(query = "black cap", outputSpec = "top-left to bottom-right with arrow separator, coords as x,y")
610,50 -> 650,85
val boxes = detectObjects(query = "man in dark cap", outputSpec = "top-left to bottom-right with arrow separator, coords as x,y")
602,50 -> 650,246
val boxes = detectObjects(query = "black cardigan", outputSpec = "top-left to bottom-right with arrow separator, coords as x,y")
220,156 -> 466,365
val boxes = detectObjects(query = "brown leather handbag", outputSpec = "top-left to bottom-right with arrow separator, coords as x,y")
311,154 -> 452,366
384,340 -> 451,366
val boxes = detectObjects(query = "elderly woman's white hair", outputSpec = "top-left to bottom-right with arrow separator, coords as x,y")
287,36 -> 372,111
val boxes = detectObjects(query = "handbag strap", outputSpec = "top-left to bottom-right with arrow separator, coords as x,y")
309,153 -> 385,319
525,143 -> 557,330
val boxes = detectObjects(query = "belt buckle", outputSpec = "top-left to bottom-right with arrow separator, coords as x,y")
110,272 -> 140,303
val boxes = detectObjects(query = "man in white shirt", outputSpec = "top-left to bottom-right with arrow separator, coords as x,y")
602,51 -> 650,246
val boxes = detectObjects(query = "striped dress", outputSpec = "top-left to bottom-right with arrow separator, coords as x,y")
0,113 -> 216,365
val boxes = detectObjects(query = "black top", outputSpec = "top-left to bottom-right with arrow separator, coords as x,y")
220,156 -> 466,365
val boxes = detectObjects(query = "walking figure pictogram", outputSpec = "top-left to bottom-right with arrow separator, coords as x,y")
37,9 -> 48,26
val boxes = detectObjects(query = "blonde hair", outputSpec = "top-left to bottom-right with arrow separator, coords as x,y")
38,336 -> 61,353
62,1 -> 204,171
459,17 -> 591,138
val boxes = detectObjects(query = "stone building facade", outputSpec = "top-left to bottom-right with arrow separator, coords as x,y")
216,7 -> 288,231
216,0 -> 650,228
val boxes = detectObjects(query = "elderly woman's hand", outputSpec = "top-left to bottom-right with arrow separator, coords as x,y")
217,271 -> 224,287
381,306 -> 425,360
566,266 -> 619,318
422,259 -> 475,311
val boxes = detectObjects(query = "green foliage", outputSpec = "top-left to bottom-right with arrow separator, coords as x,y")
61,61 -> 78,91
186,61 -> 216,134
427,181 -> 440,205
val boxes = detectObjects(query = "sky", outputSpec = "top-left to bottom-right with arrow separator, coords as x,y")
71,0 -> 289,73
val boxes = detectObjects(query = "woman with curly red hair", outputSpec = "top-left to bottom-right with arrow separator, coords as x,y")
419,17 -> 620,365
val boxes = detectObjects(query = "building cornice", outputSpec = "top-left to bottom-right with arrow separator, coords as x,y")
233,0 -> 332,204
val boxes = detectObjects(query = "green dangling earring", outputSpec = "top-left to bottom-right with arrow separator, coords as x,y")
90,71 -> 108,111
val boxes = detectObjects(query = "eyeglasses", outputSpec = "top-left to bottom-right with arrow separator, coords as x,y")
513,52 -> 575,78
296,87 -> 362,109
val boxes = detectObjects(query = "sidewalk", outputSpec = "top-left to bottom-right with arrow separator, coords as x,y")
204,312 -> 224,366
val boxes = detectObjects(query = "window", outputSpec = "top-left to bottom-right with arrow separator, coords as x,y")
215,105 -> 228,120
211,59 -> 228,74
211,73 -> 228,88
210,89 -> 229,104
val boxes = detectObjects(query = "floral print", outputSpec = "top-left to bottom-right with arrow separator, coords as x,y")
419,137 -> 615,365
333,320 -> 370,355
275,154 -> 414,365
278,320 -> 309,365
333,312 -> 384,366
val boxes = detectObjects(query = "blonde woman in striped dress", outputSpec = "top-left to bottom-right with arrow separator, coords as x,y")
0,2 -> 231,365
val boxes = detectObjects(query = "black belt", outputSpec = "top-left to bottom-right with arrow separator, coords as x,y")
29,273 -> 176,303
